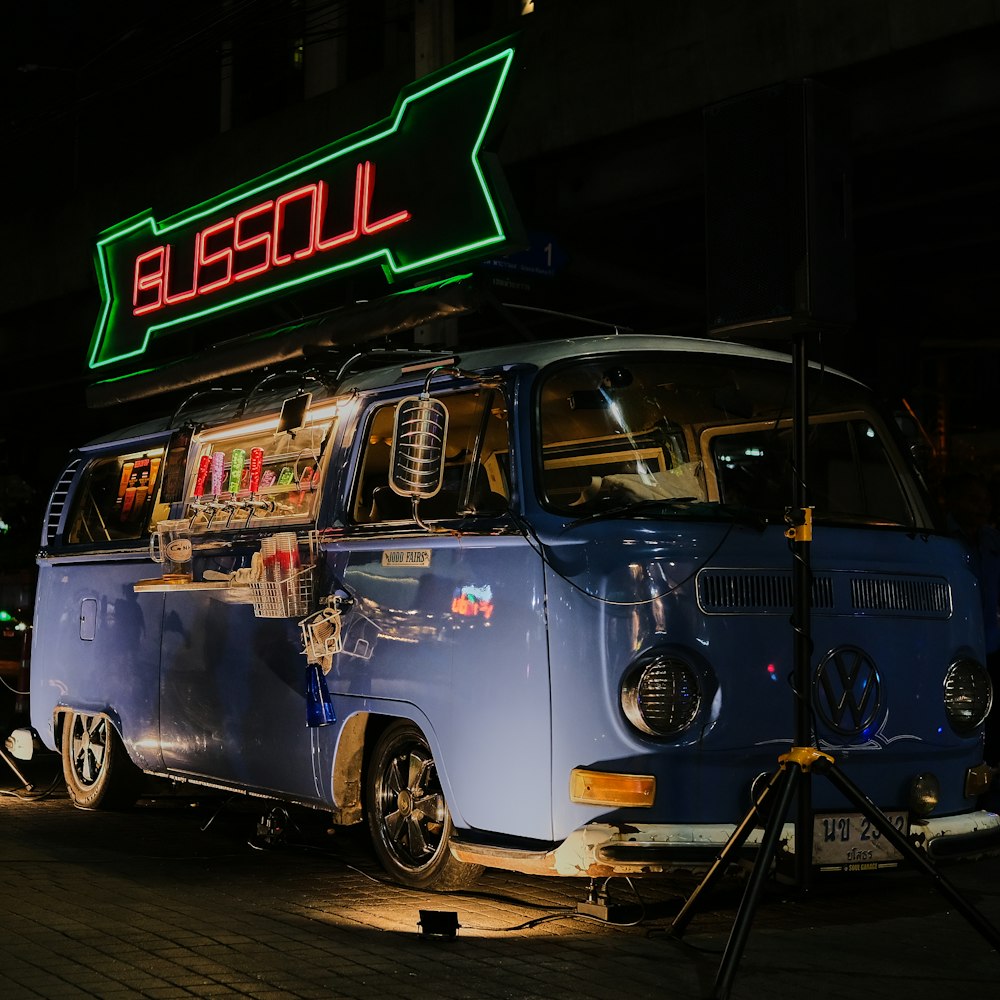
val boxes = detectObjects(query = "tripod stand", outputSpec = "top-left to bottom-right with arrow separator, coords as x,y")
1,743 -> 33,791
668,331 -> 1000,1000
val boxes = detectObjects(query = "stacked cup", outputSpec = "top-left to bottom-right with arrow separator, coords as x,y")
273,533 -> 300,580
262,533 -> 300,582
261,536 -> 276,580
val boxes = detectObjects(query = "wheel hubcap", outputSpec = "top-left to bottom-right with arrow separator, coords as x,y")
377,742 -> 447,869
72,715 -> 106,786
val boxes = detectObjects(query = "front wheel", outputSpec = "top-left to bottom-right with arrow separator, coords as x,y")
61,711 -> 142,810
366,720 -> 484,890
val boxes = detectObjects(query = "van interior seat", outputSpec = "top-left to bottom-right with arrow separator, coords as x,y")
368,467 -> 507,522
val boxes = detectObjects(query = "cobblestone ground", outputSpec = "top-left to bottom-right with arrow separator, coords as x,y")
2,750 -> 999,999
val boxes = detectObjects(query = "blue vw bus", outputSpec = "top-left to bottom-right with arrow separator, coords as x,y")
27,332 -> 1000,887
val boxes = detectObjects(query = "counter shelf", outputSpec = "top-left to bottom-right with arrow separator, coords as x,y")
136,529 -> 317,618
134,578 -> 228,592
133,570 -> 313,618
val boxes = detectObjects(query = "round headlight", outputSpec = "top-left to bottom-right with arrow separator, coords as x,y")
622,654 -> 702,737
943,658 -> 993,735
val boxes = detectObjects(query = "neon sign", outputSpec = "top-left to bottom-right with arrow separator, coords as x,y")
90,42 -> 519,370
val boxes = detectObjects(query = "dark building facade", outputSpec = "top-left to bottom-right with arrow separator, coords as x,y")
3,0 -> 1000,565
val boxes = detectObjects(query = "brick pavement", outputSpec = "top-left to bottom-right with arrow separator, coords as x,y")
2,748 -> 999,999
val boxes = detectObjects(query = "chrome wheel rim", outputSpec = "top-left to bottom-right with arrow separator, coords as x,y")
70,714 -> 108,787
374,737 -> 447,872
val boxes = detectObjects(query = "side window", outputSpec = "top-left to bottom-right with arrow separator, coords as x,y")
66,447 -> 168,545
354,406 -> 400,522
810,420 -> 913,523
353,388 -> 510,525
710,417 -> 913,524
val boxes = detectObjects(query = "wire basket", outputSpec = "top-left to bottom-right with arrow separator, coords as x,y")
299,605 -> 343,672
249,565 -> 314,618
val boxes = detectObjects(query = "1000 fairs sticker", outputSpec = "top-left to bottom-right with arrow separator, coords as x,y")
381,549 -> 432,567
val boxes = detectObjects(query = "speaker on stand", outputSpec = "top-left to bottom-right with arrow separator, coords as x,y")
704,77 -> 855,339
675,80 -> 1000,1000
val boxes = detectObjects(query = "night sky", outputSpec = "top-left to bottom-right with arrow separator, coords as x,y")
5,3 -> 1000,575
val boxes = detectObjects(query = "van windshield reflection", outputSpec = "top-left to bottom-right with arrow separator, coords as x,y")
538,354 -> 917,527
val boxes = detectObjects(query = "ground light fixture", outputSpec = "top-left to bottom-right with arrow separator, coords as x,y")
417,910 -> 460,939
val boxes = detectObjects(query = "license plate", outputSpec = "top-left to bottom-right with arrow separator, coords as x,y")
812,811 -> 908,870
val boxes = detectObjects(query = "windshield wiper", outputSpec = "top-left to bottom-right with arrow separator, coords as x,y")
566,497 -> 767,531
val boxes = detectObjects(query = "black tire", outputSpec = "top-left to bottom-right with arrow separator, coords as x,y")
61,711 -> 143,810
366,720 -> 484,890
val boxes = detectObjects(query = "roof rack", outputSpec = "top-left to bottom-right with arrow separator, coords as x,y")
86,280 -> 481,409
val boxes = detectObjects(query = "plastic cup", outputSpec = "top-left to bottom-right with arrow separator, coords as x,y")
272,532 -> 300,580
261,536 -> 278,582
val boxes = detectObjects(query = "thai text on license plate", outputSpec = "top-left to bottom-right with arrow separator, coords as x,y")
812,811 -> 908,869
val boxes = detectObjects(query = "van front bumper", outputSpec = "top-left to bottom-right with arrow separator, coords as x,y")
449,810 -> 1000,878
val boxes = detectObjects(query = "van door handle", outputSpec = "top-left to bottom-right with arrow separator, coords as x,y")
80,598 -> 97,641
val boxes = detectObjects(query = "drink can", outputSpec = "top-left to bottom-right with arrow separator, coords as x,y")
293,465 -> 314,504
193,455 -> 212,497
211,451 -> 225,495
249,447 -> 264,492
228,449 -> 246,495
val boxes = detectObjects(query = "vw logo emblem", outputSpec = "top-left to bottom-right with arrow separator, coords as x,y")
814,646 -> 882,737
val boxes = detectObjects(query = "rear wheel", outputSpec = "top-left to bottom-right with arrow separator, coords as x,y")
61,711 -> 142,809
366,720 -> 484,890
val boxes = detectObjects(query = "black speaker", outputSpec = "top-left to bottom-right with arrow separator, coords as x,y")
704,79 -> 855,338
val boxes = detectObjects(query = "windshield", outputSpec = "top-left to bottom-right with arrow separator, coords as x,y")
537,353 -> 924,527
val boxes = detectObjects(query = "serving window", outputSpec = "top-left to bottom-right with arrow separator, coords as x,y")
178,400 -> 341,532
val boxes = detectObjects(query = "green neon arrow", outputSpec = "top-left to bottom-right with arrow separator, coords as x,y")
90,42 -> 518,370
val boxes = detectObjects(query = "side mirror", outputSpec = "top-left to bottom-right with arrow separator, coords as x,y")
893,411 -> 918,438
389,395 -> 449,499
892,407 -> 934,474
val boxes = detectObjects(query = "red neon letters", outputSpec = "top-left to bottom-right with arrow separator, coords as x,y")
132,161 -> 410,317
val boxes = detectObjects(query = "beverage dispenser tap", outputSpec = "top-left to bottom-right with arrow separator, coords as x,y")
242,495 -> 275,527
200,495 -> 231,529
